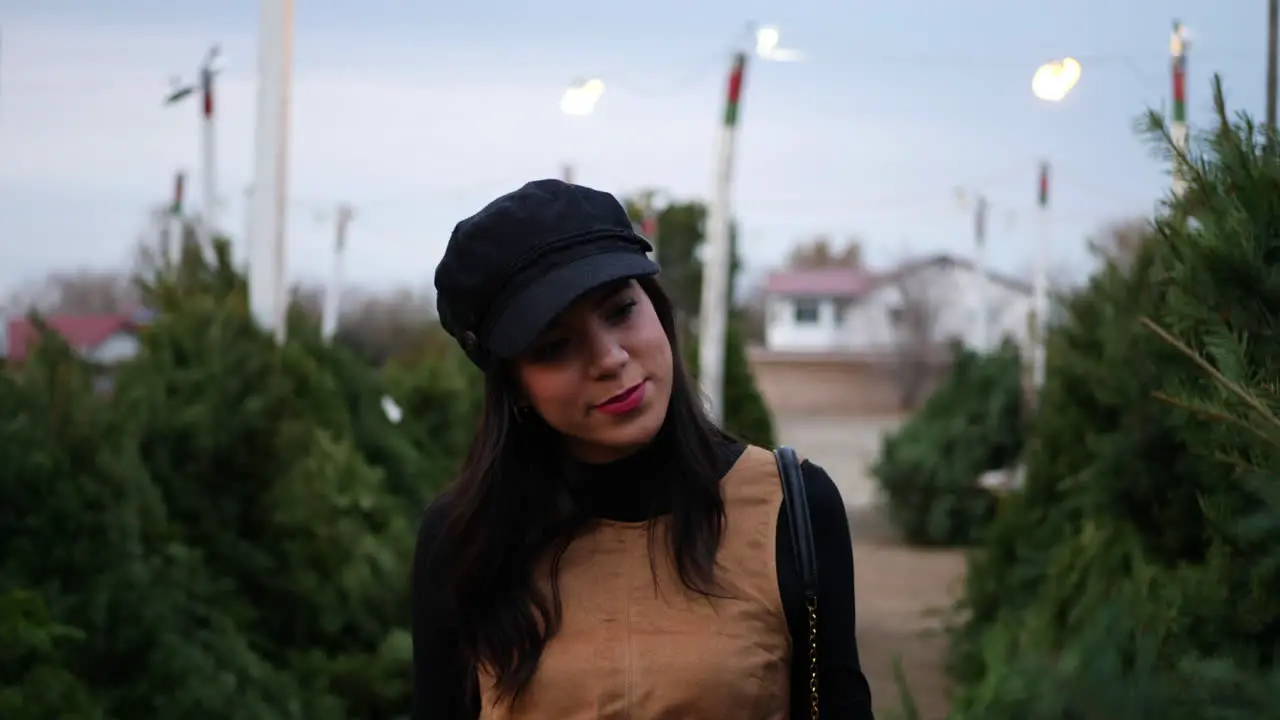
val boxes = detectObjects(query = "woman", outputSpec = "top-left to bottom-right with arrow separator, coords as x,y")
414,179 -> 875,719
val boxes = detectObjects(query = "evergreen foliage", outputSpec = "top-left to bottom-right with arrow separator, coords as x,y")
872,340 -> 1024,546
0,239 -> 475,718
684,315 -> 777,448
625,194 -> 775,448
945,78 -> 1280,718
1,211 -> 775,715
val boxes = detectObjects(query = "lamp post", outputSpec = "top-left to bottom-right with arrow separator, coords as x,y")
697,25 -> 801,426
164,45 -> 223,253
559,78 -> 605,184
1028,57 -> 1080,393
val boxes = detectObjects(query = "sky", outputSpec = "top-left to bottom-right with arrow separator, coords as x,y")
0,0 -> 1269,300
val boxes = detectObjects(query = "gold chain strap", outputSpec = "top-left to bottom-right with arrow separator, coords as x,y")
807,596 -> 819,720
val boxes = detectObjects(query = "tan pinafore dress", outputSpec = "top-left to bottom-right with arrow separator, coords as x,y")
477,445 -> 791,719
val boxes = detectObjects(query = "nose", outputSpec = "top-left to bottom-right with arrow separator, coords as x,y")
587,327 -> 629,378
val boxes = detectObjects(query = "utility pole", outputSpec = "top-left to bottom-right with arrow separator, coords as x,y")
1032,161 -> 1050,393
167,171 -> 186,265
321,204 -> 354,342
1269,0 -> 1278,133
973,194 -> 989,351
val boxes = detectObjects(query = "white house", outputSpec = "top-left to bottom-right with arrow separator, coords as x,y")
762,254 -> 1034,356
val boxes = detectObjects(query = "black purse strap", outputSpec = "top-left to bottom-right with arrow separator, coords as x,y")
775,446 -> 819,597
774,446 -> 820,719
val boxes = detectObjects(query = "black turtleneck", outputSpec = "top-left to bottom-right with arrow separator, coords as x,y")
411,441 -> 875,719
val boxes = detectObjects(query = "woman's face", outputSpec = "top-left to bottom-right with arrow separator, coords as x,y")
514,279 -> 674,464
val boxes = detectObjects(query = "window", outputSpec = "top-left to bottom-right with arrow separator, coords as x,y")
793,299 -> 820,324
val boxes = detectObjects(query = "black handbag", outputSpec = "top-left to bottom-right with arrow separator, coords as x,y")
774,446 -> 820,720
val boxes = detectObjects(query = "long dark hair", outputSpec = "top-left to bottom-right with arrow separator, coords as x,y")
436,275 -> 730,703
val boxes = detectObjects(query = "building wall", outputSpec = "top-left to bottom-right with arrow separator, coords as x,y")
748,348 -> 951,417
763,295 -> 853,351
764,261 -> 1034,356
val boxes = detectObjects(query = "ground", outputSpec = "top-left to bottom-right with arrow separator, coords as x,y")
774,414 -> 967,719
848,507 -> 966,720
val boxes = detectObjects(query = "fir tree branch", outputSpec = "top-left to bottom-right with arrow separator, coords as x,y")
1140,317 -> 1280,428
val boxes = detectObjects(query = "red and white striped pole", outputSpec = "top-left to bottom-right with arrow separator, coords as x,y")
697,49 -> 748,425
1171,21 -> 1189,197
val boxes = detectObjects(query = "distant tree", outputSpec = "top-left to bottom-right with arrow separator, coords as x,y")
624,192 -> 773,439
1086,217 -> 1153,270
5,271 -> 139,315
888,269 -> 946,410
333,289 -> 436,366
784,236 -> 864,269
622,194 -> 744,322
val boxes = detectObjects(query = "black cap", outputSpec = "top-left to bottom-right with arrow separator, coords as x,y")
434,179 -> 659,368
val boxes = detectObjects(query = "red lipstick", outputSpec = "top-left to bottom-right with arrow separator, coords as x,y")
594,381 -> 646,415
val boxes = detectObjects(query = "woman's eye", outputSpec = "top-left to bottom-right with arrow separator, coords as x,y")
607,299 -> 637,323
529,338 -> 570,362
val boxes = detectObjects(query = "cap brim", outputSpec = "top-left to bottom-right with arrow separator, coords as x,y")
486,251 -> 660,359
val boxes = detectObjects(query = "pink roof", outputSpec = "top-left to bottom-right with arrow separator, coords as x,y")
763,267 -> 873,297
5,314 -> 136,363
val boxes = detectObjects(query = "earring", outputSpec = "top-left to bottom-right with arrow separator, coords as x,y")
512,403 -> 530,423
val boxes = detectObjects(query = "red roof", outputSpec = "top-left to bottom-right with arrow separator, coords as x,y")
763,267 -> 873,297
5,314 -> 136,363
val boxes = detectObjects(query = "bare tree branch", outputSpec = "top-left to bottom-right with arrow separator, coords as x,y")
6,270 -> 140,315
887,271 -> 946,410
1086,217 -> 1152,270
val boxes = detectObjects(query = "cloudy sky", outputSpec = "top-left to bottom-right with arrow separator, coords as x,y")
0,0 -> 1268,298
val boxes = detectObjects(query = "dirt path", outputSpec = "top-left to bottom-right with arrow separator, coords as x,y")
848,507 -> 967,719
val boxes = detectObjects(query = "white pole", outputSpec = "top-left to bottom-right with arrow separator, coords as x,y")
200,65 -> 218,252
321,204 -> 353,342
247,0 -> 295,342
974,194 -> 989,351
697,50 -> 748,426
1032,161 -> 1050,390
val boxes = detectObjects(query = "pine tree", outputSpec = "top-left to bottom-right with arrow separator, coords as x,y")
947,77 -> 1280,719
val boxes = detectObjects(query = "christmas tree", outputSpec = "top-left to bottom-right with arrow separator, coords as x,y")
947,77 -> 1280,718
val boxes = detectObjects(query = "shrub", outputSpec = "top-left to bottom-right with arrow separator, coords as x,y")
872,340 -> 1024,546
